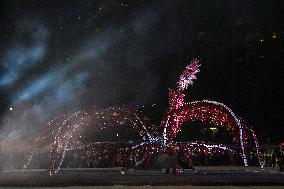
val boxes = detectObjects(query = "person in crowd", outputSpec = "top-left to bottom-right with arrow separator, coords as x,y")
177,147 -> 195,172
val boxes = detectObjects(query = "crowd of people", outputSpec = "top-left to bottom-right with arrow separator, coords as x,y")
1,145 -> 283,172
50,145 -> 245,169
260,149 -> 283,168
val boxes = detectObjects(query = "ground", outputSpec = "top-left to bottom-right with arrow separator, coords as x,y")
7,186 -> 282,189
0,166 -> 283,188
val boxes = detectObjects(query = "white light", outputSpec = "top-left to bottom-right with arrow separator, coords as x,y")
9,107 -> 13,111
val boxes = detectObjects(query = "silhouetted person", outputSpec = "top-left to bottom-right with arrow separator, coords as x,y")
165,147 -> 177,174
279,153 -> 284,172
177,147 -> 195,172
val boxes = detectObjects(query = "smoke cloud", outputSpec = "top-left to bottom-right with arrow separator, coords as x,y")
0,6 -> 166,146
0,21 -> 48,86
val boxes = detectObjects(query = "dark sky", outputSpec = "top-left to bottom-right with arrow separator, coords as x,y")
0,0 -> 283,143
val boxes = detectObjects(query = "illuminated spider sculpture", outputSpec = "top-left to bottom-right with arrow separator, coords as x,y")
24,59 -> 263,175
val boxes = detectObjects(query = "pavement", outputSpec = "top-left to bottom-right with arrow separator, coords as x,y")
0,167 -> 283,187
1,186 -> 283,189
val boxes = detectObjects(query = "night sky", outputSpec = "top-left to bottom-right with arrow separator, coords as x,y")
0,0 -> 283,143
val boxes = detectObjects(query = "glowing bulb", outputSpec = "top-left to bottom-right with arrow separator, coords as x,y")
9,107 -> 13,111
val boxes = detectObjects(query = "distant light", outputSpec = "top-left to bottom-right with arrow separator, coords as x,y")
260,39 -> 264,42
209,127 -> 217,131
272,32 -> 277,39
116,133 -> 119,137
9,107 -> 13,111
